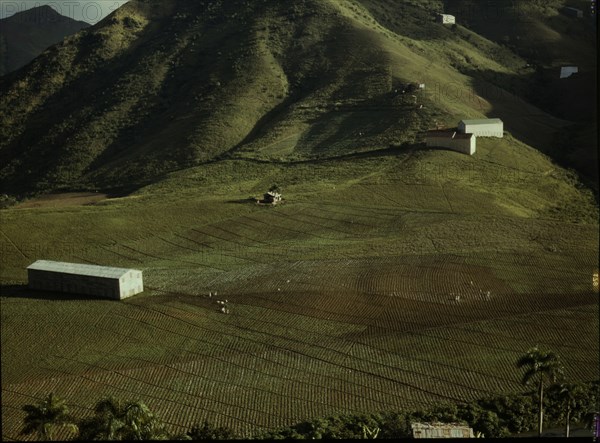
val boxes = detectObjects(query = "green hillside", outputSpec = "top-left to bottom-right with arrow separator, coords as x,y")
0,0 -> 596,195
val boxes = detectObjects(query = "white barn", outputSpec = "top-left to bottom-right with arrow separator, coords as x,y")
561,6 -> 583,18
27,260 -> 143,300
560,66 -> 578,79
458,118 -> 503,138
412,422 -> 474,439
425,130 -> 476,155
437,14 -> 456,24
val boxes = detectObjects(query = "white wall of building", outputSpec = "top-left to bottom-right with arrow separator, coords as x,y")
560,66 -> 579,79
458,120 -> 503,138
27,262 -> 144,300
425,134 -> 476,155
119,271 -> 144,299
437,14 -> 455,24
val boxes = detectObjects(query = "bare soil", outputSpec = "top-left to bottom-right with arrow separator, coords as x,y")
14,192 -> 108,209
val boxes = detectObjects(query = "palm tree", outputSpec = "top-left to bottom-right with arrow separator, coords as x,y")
554,383 -> 585,438
21,392 -> 77,441
91,396 -> 127,440
78,396 -> 169,440
120,401 -> 170,440
516,346 -> 564,437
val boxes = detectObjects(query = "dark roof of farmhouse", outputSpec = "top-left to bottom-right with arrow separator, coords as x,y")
411,422 -> 474,433
27,260 -> 140,279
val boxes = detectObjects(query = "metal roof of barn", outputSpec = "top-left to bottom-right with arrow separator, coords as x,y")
27,260 -> 140,279
411,422 -> 474,439
460,118 -> 503,125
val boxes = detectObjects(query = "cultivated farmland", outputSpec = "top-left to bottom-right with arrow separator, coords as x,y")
1,0 -> 598,438
1,147 -> 598,438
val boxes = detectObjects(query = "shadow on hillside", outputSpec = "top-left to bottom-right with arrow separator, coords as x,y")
233,143 -> 422,166
358,2 -> 451,41
226,198 -> 257,205
296,108 -> 409,157
0,284 -> 115,301
436,67 -> 598,193
219,91 -> 316,160
458,67 -> 596,123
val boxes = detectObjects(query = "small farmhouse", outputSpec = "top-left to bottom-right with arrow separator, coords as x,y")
561,6 -> 583,18
560,66 -> 579,79
263,191 -> 282,204
436,13 -> 456,24
425,130 -> 476,155
411,422 -> 475,439
458,118 -> 503,138
27,260 -> 143,300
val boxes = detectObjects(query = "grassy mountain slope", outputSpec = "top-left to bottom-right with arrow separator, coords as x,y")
0,0 -> 595,195
0,5 -> 90,76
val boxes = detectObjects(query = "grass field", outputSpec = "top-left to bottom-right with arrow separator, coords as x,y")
1,137 -> 598,438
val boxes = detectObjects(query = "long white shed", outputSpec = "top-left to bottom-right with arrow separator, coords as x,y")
437,14 -> 456,24
458,118 -> 504,138
27,260 -> 143,300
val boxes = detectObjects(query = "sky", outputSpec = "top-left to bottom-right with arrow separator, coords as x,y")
0,0 -> 129,23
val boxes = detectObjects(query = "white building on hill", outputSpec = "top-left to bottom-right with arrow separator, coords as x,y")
425,130 -> 476,155
458,118 -> 503,138
560,66 -> 579,79
437,14 -> 456,24
561,6 -> 583,18
27,260 -> 143,300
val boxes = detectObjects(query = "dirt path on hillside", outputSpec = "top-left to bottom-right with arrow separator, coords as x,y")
13,192 -> 108,209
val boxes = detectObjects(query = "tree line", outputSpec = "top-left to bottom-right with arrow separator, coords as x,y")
20,347 -> 599,440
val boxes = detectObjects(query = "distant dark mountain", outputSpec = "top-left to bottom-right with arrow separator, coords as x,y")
0,5 -> 89,76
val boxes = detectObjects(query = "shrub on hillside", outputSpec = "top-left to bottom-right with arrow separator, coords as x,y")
185,421 -> 237,440
475,395 -> 536,434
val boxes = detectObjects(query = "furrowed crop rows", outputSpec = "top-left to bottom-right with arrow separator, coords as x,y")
349,342 -> 503,397
110,306 -> 408,406
3,239 -> 597,440
175,308 -> 426,410
398,334 -> 522,392
3,295 -> 597,439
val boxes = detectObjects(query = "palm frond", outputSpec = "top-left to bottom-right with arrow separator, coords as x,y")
521,367 -> 538,385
